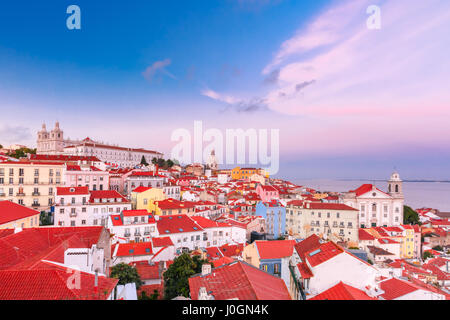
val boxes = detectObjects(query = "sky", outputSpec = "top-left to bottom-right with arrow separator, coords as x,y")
0,0 -> 449,180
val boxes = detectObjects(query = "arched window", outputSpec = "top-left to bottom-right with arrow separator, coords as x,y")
372,203 -> 377,212
388,184 -> 391,192
395,184 -> 399,193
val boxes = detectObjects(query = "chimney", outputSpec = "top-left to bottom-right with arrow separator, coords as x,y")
202,263 -> 212,276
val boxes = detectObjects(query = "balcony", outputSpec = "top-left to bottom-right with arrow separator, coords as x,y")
16,192 -> 25,196
31,203 -> 41,207
32,192 -> 41,196
124,233 -> 131,237
69,212 -> 77,218
144,231 -> 150,235
0,193 -> 5,197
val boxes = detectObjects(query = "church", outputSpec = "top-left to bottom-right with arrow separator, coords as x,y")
36,122 -> 163,167
343,172 -> 404,227
37,122 -> 84,155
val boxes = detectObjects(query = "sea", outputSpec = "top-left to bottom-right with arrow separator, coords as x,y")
294,179 -> 450,212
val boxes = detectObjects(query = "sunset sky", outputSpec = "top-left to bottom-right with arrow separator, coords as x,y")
0,0 -> 449,180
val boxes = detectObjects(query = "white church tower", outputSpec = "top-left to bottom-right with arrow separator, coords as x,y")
37,121 -> 65,154
388,171 -> 403,198
206,149 -> 218,171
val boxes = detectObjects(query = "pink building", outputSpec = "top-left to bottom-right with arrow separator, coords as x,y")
256,184 -> 280,203
63,164 -> 109,191
108,168 -> 136,195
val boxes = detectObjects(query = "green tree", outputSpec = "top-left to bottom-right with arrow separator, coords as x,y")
39,211 -> 53,226
140,155 -> 148,166
423,251 -> 434,260
403,205 -> 420,225
367,259 -> 374,265
163,253 -> 211,300
110,263 -> 143,289
151,157 -> 158,165
157,158 -> 165,168
8,147 -> 36,159
166,159 -> 174,168
0,144 -> 3,149
139,289 -> 160,300
432,245 -> 443,252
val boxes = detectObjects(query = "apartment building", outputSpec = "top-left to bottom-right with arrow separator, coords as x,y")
286,200 -> 359,246
54,187 -> 131,227
0,161 -> 64,211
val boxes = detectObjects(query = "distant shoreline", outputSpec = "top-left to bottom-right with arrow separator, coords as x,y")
335,179 -> 450,183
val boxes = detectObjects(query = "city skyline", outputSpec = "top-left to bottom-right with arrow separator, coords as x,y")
1,0 -> 450,180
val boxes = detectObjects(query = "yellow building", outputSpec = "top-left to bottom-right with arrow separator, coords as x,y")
366,225 -> 415,259
400,225 -> 415,259
0,161 -> 64,212
0,200 -> 41,229
130,186 -> 165,211
231,167 -> 269,180
242,241 -> 261,268
149,198 -> 196,216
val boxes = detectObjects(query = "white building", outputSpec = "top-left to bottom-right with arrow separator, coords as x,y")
343,172 -> 404,228
64,137 -> 163,168
37,122 -> 163,166
54,187 -> 131,227
109,210 -> 159,243
156,214 -> 246,253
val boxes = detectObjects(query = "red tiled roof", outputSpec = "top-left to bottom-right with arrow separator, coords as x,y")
212,257 -> 235,268
359,229 -> 376,241
294,234 -> 321,261
113,242 -> 153,257
0,227 -> 105,270
219,243 -> 244,258
156,215 -> 203,235
155,199 -> 196,210
151,236 -> 174,247
65,141 -> 162,156
254,240 -> 295,260
29,154 -> 101,162
188,261 -> 291,300
56,186 -> 89,196
309,282 -> 377,300
132,186 -> 152,193
297,262 -> 313,279
379,278 -> 421,300
122,210 -> 149,217
305,242 -> 343,267
0,262 -> 117,300
349,184 -> 390,197
129,261 -> 160,280
89,190 -> 128,203
0,201 -> 40,225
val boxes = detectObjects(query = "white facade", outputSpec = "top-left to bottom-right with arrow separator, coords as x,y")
343,173 -> 404,228
306,251 -> 380,297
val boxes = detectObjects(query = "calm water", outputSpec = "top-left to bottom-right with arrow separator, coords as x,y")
294,179 -> 450,212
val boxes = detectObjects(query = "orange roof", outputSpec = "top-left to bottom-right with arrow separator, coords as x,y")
189,261 -> 291,300
0,262 -> 117,300
310,282 -> 377,300
305,242 -> 343,267
254,240 -> 296,260
0,201 -> 40,225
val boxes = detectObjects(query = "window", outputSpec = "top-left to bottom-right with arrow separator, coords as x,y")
274,263 -> 281,275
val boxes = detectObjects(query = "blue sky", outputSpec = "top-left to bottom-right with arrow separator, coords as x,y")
1,0 -> 450,180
